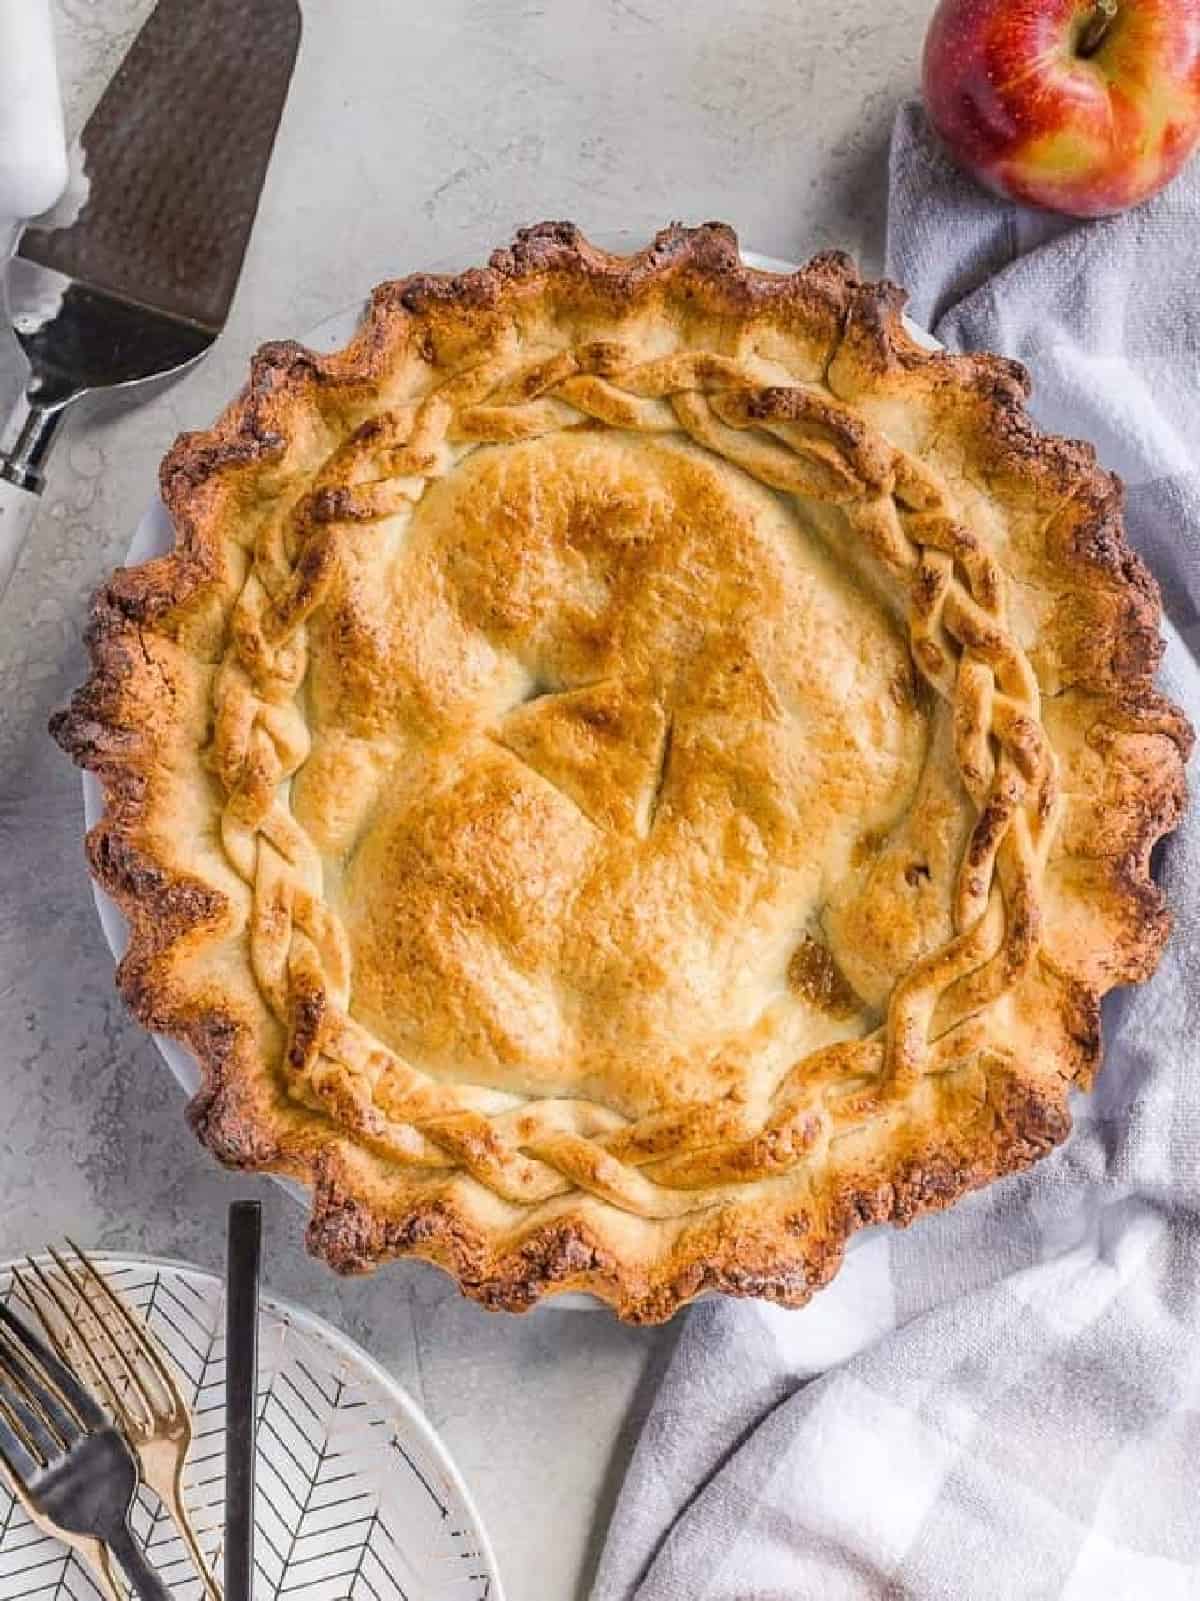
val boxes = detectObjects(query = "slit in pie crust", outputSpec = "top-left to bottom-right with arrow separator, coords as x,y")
52,223 -> 1192,1322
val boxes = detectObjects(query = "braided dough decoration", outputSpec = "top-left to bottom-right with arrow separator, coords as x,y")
54,225 -> 1192,1321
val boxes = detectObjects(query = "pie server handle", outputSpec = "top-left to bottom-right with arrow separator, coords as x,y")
0,388 -> 70,600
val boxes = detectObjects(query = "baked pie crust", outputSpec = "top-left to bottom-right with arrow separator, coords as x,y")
53,223 -> 1192,1321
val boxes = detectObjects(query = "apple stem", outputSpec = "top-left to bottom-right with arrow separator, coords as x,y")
1077,0 -> 1118,58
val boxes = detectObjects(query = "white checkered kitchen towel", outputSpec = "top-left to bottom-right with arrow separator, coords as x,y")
591,102 -> 1200,1601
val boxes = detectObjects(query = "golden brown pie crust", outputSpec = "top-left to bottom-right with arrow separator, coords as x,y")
52,223 -> 1192,1321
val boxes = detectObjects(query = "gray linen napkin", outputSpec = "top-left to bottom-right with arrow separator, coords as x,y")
591,102 -> 1200,1601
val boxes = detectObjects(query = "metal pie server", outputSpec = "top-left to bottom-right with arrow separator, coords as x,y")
0,0 -> 301,601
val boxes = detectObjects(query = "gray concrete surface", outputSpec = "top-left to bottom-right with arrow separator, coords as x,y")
0,2 -> 931,1594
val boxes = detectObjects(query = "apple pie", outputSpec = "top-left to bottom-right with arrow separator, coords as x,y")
52,223 -> 1192,1321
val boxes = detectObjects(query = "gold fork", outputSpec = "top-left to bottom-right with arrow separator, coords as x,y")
15,1244 -> 222,1600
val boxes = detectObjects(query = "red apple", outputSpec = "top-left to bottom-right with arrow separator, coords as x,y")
922,0 -> 1200,216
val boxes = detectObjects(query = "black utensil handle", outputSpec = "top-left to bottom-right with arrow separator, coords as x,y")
0,391 -> 73,602
108,1521 -> 173,1601
225,1200 -> 262,1601
0,389 -> 72,495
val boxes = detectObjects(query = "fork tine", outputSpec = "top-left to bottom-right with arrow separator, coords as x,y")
0,1300 -> 108,1434
13,1264 -> 80,1374
16,1260 -> 136,1432
0,1383 -> 44,1476
0,1327 -> 75,1461
0,1305 -> 81,1439
45,1245 -> 155,1432
66,1241 -> 183,1420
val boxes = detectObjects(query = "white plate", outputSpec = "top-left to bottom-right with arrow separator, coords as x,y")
0,1251 -> 503,1600
80,240 -> 940,1276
